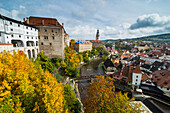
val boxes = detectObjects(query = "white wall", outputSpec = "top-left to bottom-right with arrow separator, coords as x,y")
0,17 -> 39,59
132,73 -> 142,86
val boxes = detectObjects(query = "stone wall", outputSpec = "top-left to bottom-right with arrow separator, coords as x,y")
37,26 -> 65,60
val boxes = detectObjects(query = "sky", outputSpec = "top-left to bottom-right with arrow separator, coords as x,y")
1,0 -> 170,40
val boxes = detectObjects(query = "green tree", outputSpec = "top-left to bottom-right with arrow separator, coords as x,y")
35,51 -> 54,73
64,84 -> 81,113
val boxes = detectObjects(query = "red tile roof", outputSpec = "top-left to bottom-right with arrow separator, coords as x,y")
142,73 -> 150,82
25,16 -> 62,27
133,65 -> 142,74
152,70 -> 170,88
90,40 -> 102,43
0,43 -> 13,45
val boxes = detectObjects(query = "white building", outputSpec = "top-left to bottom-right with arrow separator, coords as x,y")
0,14 -> 39,59
132,65 -> 142,89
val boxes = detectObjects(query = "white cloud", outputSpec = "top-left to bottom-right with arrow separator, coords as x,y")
130,14 -> 170,29
0,6 -> 27,21
66,25 -> 96,40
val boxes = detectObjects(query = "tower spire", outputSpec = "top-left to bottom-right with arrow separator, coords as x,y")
96,29 -> 99,40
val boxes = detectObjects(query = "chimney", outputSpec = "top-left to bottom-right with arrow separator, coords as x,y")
26,17 -> 29,24
62,23 -> 64,27
42,19 -> 44,25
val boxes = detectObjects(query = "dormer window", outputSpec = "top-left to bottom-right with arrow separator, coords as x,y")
164,81 -> 168,85
11,29 -> 13,31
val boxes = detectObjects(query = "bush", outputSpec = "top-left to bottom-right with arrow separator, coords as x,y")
83,57 -> 89,62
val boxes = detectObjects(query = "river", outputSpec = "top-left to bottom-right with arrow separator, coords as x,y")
78,59 -> 104,102
80,59 -> 104,76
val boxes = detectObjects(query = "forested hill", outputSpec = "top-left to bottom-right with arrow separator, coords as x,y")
124,33 -> 170,42
102,33 -> 170,42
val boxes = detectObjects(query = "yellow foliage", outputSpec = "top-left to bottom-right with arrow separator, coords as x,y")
84,75 -> 142,113
0,51 -> 65,112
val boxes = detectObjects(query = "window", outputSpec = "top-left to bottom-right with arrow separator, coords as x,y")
36,41 -> 38,46
31,28 -> 32,30
41,42 -> 43,45
0,32 -> 1,36
27,37 -> 29,39
45,29 -> 47,32
26,27 -> 28,29
38,36 -> 40,39
10,22 -> 12,25
27,32 -> 28,34
136,79 -> 138,81
50,43 -> 52,46
135,83 -> 137,85
19,35 -> 21,38
136,76 -> 138,78
38,28 -> 40,32
32,37 -> 33,39
11,29 -> 13,31
7,36 -> 8,39
52,36 -> 55,40
11,34 -> 13,37
44,36 -> 48,39
167,88 -> 169,90
18,24 -> 20,27
51,29 -> 53,32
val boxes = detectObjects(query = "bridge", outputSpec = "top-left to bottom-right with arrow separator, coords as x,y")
73,74 -> 107,80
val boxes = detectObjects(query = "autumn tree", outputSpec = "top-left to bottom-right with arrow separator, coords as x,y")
0,51 -> 65,112
60,46 -> 81,77
84,75 -> 142,113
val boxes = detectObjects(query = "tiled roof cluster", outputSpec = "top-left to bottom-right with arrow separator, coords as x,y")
152,70 -> 170,88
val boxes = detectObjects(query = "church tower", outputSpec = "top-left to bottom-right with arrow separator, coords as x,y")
96,29 -> 100,40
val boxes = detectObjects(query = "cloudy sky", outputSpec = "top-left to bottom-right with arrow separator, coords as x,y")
1,0 -> 170,40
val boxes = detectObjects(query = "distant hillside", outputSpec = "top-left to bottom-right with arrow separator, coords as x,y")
124,33 -> 170,42
102,33 -> 170,43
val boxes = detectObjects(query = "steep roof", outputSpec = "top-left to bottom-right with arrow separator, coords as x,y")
25,16 -> 62,27
152,70 -> 170,88
141,73 -> 150,82
0,14 -> 37,28
104,59 -> 114,68
133,65 -> 142,73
